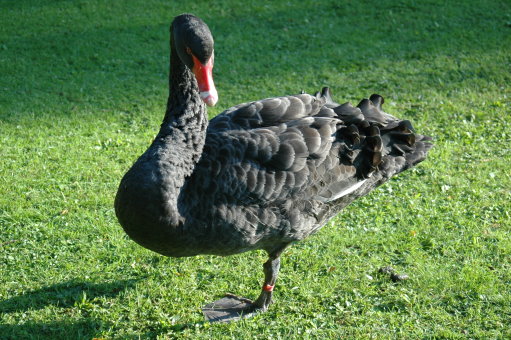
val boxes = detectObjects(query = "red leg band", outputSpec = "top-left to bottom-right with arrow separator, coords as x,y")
263,284 -> 274,292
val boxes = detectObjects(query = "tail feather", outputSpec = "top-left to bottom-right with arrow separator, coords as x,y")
307,89 -> 432,206
403,134 -> 433,169
330,91 -> 433,177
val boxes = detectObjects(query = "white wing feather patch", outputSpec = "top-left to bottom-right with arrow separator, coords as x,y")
314,179 -> 367,203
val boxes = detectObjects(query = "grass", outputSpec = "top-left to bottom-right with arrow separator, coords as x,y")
1,0 -> 510,338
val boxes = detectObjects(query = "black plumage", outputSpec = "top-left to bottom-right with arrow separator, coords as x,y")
115,14 -> 433,322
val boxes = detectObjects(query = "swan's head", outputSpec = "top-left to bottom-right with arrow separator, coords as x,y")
172,14 -> 217,107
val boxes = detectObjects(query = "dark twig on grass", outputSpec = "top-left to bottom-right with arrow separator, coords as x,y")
378,266 -> 409,282
0,239 -> 19,247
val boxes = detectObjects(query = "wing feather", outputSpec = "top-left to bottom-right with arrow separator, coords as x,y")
185,90 -> 432,215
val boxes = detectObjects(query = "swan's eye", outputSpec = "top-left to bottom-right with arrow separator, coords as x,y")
186,47 -> 192,55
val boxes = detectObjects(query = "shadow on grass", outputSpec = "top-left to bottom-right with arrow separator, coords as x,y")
0,0 -> 78,10
0,319 -> 104,340
0,278 -> 208,339
0,279 -> 139,339
0,279 -> 138,313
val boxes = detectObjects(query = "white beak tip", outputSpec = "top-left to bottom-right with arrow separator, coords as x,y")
200,91 -> 218,107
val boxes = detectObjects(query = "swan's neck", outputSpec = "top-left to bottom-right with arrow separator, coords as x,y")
115,38 -> 208,255
154,37 -> 209,177
161,40 -> 207,133
151,39 -> 209,218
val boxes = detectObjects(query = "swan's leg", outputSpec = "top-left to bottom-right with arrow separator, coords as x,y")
252,254 -> 281,310
202,248 -> 286,322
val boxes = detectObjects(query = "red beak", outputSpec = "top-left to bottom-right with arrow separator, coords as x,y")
191,53 -> 218,106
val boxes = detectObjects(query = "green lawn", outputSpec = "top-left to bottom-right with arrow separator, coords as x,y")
1,0 -> 510,338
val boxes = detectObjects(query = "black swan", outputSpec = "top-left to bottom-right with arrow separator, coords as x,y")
115,14 -> 432,322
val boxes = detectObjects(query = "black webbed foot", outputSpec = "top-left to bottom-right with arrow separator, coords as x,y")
202,294 -> 265,322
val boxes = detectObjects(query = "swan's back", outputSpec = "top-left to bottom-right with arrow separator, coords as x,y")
178,90 -> 432,256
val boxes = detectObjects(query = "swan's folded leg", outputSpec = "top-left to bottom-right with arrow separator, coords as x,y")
202,251 -> 283,322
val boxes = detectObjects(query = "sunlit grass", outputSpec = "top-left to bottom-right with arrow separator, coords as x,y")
1,0 -> 510,338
